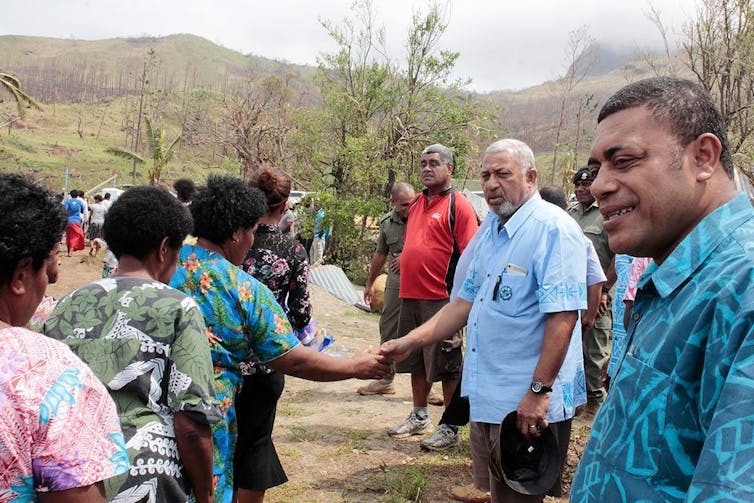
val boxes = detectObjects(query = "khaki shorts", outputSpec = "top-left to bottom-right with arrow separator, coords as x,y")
395,298 -> 463,382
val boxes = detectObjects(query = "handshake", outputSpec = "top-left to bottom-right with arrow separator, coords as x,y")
350,337 -> 416,380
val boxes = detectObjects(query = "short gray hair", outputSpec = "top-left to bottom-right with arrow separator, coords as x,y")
391,181 -> 415,198
421,144 -> 454,166
484,139 -> 536,172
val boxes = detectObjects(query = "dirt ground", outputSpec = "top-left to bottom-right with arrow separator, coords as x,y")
49,251 -> 592,503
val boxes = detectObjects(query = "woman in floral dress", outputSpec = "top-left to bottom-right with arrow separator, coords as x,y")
170,175 -> 390,503
232,168 -> 313,502
0,173 -> 128,502
44,186 -> 220,503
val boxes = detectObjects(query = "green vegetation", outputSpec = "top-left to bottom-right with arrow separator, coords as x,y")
5,1 -> 748,276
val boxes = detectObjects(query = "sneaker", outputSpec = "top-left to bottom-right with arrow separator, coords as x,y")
420,424 -> 459,451
449,483 -> 490,503
357,378 -> 395,395
387,412 -> 432,438
427,390 -> 444,406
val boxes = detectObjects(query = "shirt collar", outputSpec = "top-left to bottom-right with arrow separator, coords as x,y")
572,200 -> 599,215
643,193 -> 753,297
495,192 -> 540,239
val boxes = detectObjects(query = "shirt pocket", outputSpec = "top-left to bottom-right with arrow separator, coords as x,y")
489,274 -> 530,317
591,352 -> 670,479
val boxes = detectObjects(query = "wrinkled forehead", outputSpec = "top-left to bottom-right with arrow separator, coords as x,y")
421,152 -> 446,164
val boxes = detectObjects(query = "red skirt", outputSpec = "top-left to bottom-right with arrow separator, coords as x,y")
65,222 -> 85,252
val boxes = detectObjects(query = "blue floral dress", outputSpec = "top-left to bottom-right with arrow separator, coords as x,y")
170,244 -> 299,503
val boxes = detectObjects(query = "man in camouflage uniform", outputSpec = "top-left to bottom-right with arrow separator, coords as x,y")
359,182 -> 416,395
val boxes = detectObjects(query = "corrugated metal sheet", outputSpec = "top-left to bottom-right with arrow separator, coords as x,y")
309,264 -> 370,311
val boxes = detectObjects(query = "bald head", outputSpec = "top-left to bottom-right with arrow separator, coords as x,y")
390,182 -> 415,220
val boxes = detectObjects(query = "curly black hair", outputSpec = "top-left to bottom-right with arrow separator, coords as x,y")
173,178 -> 197,203
190,175 -> 267,244
598,77 -> 734,177
0,174 -> 66,286
103,186 -> 192,260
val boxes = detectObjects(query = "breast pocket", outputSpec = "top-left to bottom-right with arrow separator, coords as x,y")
590,353 -> 670,478
489,274 -> 531,317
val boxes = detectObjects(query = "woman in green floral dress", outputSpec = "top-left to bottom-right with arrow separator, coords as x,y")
44,186 -> 221,503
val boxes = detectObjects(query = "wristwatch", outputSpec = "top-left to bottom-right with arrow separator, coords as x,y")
530,381 -> 552,394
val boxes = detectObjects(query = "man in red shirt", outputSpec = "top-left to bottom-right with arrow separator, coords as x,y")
388,144 -> 479,446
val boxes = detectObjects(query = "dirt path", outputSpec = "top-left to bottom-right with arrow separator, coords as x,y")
49,252 -> 591,502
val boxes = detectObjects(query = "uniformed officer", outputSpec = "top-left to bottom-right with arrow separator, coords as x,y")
359,182 -> 416,395
568,167 -> 615,413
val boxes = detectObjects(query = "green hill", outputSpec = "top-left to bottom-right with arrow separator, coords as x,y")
0,33 -> 676,191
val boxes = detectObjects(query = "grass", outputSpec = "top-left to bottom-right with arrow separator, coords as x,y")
276,402 -> 306,417
378,463 -> 429,503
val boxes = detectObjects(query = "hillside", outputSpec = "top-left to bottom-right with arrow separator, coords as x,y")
0,34 -> 676,191
0,34 -> 316,102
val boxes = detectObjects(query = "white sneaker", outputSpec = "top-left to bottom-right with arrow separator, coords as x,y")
420,423 -> 459,451
387,412 -> 432,438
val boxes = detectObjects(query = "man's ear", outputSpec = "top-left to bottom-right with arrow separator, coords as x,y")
692,133 -> 723,182
9,257 -> 33,296
526,168 -> 538,185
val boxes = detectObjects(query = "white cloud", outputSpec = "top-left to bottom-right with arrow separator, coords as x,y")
1,0 -> 698,91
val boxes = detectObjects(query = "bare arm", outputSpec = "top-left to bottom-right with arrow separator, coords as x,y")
39,483 -> 106,503
174,412 -> 214,503
380,298 -> 472,362
363,252 -> 388,305
583,282 -> 604,332
268,344 -> 390,381
516,310 -> 578,437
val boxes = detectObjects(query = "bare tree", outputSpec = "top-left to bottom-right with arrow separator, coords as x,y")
683,0 -> 754,181
550,26 -> 595,183
220,74 -> 297,179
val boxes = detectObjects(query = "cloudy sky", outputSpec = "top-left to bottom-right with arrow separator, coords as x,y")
2,0 -> 698,92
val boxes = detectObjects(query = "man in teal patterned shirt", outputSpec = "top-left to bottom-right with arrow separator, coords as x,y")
572,77 -> 754,501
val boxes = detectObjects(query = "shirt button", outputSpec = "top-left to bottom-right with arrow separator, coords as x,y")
633,312 -> 641,321
471,348 -> 476,352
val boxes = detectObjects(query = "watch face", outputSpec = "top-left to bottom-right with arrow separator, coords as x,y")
531,382 -> 543,393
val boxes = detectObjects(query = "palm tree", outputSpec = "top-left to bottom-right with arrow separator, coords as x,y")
106,117 -> 181,186
0,72 -> 42,123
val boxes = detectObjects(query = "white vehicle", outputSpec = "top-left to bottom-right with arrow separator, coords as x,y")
100,187 -> 124,202
288,190 -> 310,207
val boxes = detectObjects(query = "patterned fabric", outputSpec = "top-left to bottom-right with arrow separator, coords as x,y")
459,193 -> 587,424
26,295 -> 58,334
241,224 -> 311,331
0,326 -> 128,501
44,277 -> 221,502
572,193 -> 754,501
170,243 -> 299,503
607,254 -> 633,378
624,256 -> 652,302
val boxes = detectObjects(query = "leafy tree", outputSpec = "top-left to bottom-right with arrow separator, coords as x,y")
299,0 -> 490,278
105,117 -> 181,185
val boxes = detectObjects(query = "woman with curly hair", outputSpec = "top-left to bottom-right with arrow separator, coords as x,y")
0,174 -> 128,502
44,186 -> 220,503
170,175 -> 390,503
232,168 -> 314,502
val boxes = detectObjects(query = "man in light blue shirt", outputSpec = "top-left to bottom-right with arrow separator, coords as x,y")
382,139 -> 587,502
572,77 -> 754,501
